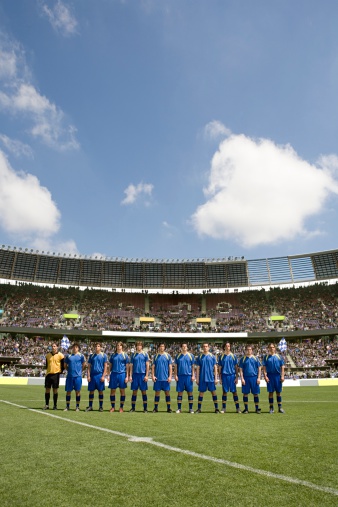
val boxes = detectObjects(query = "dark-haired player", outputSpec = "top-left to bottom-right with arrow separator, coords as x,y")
218,342 -> 241,413
195,343 -> 219,413
174,343 -> 195,413
262,343 -> 285,414
64,343 -> 86,411
109,342 -> 130,413
86,343 -> 108,412
43,342 -> 64,410
129,341 -> 149,413
239,345 -> 261,414
152,343 -> 172,413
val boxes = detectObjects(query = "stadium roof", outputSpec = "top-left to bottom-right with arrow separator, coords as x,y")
0,246 -> 337,291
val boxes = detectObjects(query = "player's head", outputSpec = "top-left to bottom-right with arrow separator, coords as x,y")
245,344 -> 253,355
181,343 -> 188,352
223,342 -> 231,352
202,342 -> 209,353
51,343 -> 58,354
116,341 -> 124,352
95,342 -> 102,353
158,343 -> 166,353
136,341 -> 143,351
72,343 -> 80,353
268,343 -> 276,354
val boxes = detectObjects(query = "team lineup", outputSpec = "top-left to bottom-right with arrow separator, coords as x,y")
43,341 -> 285,414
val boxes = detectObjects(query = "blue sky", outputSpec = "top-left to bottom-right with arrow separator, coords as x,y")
0,0 -> 338,261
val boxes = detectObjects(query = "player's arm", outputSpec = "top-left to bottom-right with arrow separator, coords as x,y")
263,365 -> 269,383
168,362 -> 172,383
218,364 -> 222,384
257,363 -> 262,384
235,364 -> 239,384
87,361 -> 91,383
152,363 -> 157,382
191,358 -> 195,382
144,360 -> 149,381
174,362 -> 178,382
214,363 -> 218,384
125,357 -> 129,383
60,357 -> 65,373
195,364 -> 200,385
129,361 -> 133,383
102,359 -> 108,382
281,364 -> 285,382
239,366 -> 245,385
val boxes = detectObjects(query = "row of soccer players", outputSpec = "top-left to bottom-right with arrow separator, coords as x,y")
43,341 -> 285,414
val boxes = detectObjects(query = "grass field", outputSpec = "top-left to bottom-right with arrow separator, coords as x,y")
0,385 -> 337,507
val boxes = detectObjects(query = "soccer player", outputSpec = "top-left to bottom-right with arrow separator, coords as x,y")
238,344 -> 262,414
86,342 -> 108,412
108,342 -> 130,413
195,343 -> 219,413
152,343 -> 172,413
262,343 -> 285,414
64,343 -> 86,411
43,342 -> 64,410
174,343 -> 195,414
218,342 -> 241,413
129,341 -> 149,413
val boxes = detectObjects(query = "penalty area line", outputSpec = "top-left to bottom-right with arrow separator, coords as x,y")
1,400 -> 338,498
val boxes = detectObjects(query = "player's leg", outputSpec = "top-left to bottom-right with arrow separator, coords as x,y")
44,387 -> 51,409
131,389 -> 138,412
86,390 -> 95,411
188,391 -> 194,413
242,380 -> 249,413
119,388 -> 126,412
233,391 -> 241,413
197,391 -> 204,412
176,391 -> 183,413
221,388 -> 227,413
65,390 -> 71,411
141,389 -> 148,412
75,390 -> 81,411
211,389 -> 219,413
98,390 -> 104,411
277,391 -> 284,413
110,388 -> 116,412
153,390 -> 160,412
165,389 -> 172,412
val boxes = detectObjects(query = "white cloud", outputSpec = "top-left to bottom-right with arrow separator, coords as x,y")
0,38 -> 79,150
0,149 -> 60,238
40,1 -> 78,37
191,132 -> 338,248
204,120 -> 232,140
30,238 -> 78,255
0,134 -> 33,158
121,182 -> 154,205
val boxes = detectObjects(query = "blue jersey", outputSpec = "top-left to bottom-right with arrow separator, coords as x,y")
65,352 -> 85,377
196,353 -> 216,382
88,352 -> 108,376
218,353 -> 238,375
109,352 -> 130,374
153,353 -> 172,381
130,351 -> 149,374
263,354 -> 284,375
239,355 -> 261,378
175,352 -> 195,376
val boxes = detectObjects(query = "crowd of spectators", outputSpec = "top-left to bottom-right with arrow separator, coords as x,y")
1,281 -> 337,333
0,334 -> 337,379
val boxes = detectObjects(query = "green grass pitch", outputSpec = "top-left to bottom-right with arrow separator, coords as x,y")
0,385 -> 337,507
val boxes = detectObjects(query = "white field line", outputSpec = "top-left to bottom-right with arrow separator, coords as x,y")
1,400 -> 338,498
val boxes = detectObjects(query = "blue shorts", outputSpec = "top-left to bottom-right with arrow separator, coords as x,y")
221,374 -> 237,393
153,380 -> 171,392
242,376 -> 260,395
109,372 -> 127,389
65,376 -> 82,392
88,373 -> 105,392
131,373 -> 148,391
266,373 -> 283,393
198,380 -> 216,393
176,375 -> 193,393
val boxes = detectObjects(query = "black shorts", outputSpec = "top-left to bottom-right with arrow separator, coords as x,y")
45,373 -> 60,389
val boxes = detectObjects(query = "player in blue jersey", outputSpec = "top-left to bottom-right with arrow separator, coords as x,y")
262,343 -> 285,414
238,345 -> 262,414
109,342 -> 130,413
152,343 -> 173,413
86,343 -> 108,412
64,343 -> 86,411
195,343 -> 219,413
174,343 -> 195,413
129,341 -> 149,413
218,342 -> 241,414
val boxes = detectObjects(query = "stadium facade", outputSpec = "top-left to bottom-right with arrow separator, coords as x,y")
0,245 -> 337,291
